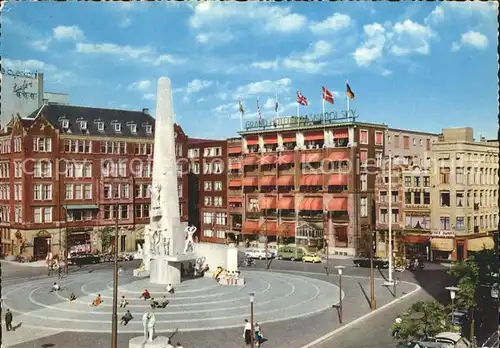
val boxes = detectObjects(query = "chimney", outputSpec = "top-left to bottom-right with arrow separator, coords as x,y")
142,108 -> 149,114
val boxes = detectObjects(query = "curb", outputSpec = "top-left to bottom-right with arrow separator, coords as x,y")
0,260 -> 46,268
299,283 -> 422,348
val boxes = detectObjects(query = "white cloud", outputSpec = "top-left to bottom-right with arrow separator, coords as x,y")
283,40 -> 332,73
196,98 -> 205,103
2,58 -> 57,72
381,69 -> 392,77
216,92 -> 229,101
251,60 -> 279,70
29,39 -> 52,52
143,93 -> 155,101
452,30 -> 489,52
353,23 -> 386,67
310,13 -> 352,34
263,98 -> 276,110
189,2 -> 307,33
128,80 -> 151,91
186,79 -> 213,94
390,20 -> 435,56
196,31 -> 235,45
75,42 -> 184,66
236,78 -> 292,97
424,6 -> 444,25
53,25 -> 85,41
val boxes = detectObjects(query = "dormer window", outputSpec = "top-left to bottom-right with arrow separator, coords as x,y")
79,121 -> 87,130
97,122 -> 104,131
114,123 -> 121,132
61,120 -> 69,129
145,125 -> 152,134
129,124 -> 137,133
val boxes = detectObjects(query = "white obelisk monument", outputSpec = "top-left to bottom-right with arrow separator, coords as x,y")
141,77 -> 196,285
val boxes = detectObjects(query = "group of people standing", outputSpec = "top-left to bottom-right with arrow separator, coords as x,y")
243,319 -> 264,347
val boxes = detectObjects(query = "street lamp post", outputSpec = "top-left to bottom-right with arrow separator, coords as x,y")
387,152 -> 394,286
445,286 -> 459,330
370,230 -> 376,310
111,202 -> 120,348
250,293 -> 255,348
335,265 -> 345,323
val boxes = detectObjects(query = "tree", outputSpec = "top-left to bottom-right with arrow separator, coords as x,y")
99,227 -> 114,254
392,301 -> 451,343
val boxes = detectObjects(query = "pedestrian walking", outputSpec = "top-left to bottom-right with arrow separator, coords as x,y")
243,319 -> 252,345
5,309 -> 13,332
255,323 -> 264,347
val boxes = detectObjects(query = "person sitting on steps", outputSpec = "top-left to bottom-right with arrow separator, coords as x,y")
166,284 -> 174,294
159,295 -> 169,308
140,289 -> 151,300
68,292 -> 76,302
120,296 -> 128,308
91,294 -> 102,306
120,310 -> 133,326
150,297 -> 160,309
50,282 -> 61,292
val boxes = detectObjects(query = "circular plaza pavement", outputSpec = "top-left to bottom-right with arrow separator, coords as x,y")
3,269 -> 341,333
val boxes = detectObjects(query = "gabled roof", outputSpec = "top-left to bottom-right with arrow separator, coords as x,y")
25,104 -> 155,138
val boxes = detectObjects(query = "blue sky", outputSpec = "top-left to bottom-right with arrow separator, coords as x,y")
1,1 -> 498,139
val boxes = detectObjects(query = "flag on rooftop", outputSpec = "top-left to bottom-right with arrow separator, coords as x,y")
322,86 -> 334,104
257,97 -> 262,120
296,90 -> 308,106
275,94 -> 279,113
238,99 -> 245,115
346,83 -> 355,100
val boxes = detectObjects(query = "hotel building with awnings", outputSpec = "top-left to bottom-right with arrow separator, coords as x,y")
227,115 -> 388,256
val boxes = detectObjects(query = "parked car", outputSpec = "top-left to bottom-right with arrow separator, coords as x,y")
277,246 -> 304,261
303,253 -> 321,263
68,252 -> 101,266
244,249 -> 273,260
353,257 -> 389,268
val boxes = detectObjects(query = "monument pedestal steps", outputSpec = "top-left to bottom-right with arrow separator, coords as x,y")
129,336 -> 170,348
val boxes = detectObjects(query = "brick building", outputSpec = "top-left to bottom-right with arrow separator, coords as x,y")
0,104 -> 188,259
233,115 -> 386,256
187,138 -> 228,243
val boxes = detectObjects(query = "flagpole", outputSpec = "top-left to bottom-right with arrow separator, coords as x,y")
296,102 -> 299,118
322,98 -> 325,119
240,111 -> 243,131
346,79 -> 350,113
275,93 -> 279,118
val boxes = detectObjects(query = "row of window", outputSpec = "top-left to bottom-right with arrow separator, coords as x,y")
202,212 -> 228,225
438,190 -> 498,208
188,161 -> 224,175
359,129 -> 384,146
203,181 -> 223,191
439,167 -> 498,185
202,229 -> 226,238
61,119 -> 152,134
204,196 -> 224,207
387,134 -> 432,151
188,147 -> 223,159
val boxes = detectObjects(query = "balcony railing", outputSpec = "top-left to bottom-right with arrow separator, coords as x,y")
246,212 -> 260,220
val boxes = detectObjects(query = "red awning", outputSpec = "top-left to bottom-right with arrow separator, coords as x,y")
304,131 -> 324,141
300,153 -> 322,163
277,176 -> 294,186
260,176 -> 276,186
259,222 -> 277,235
246,137 -> 258,145
260,155 -> 277,165
263,135 -> 278,144
228,196 -> 243,203
328,175 -> 348,186
277,196 -> 295,210
243,156 -> 259,166
282,133 -> 296,142
278,153 -> 294,164
229,180 -> 242,187
329,151 -> 349,161
259,196 -> 277,209
402,235 -> 430,244
332,128 -> 348,139
242,221 -> 259,234
299,197 -> 323,211
228,147 -> 241,154
278,223 -> 295,236
328,197 -> 348,211
300,175 -> 323,186
242,177 -> 258,186
230,162 -> 241,170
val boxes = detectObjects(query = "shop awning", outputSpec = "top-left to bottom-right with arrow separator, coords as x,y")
430,238 -> 454,252
229,180 -> 242,187
243,156 -> 259,166
299,197 -> 323,211
263,135 -> 278,144
259,222 -> 277,234
260,155 -> 277,165
259,196 -> 277,209
277,175 -> 294,186
328,175 -> 348,186
277,153 -> 294,164
467,236 -> 494,251
304,131 -> 324,141
282,133 -> 296,142
278,222 -> 296,236
332,128 -> 348,139
242,221 -> 259,234
328,197 -> 348,211
246,137 -> 258,145
260,176 -> 276,186
230,162 -> 241,170
228,147 -> 241,154
300,153 -> 322,163
242,177 -> 258,186
329,151 -> 349,161
402,235 -> 430,244
64,204 -> 99,210
228,196 -> 243,203
300,175 -> 322,186
277,196 -> 295,210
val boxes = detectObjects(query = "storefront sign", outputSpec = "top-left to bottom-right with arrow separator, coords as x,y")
431,230 -> 455,237
0,67 -> 38,79
244,109 -> 358,130
13,80 -> 37,100
431,238 -> 454,251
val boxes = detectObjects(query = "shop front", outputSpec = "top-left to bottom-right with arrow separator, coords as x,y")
467,235 -> 494,256
401,234 -> 430,260
430,237 -> 455,261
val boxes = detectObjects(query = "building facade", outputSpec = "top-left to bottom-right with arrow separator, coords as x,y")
375,127 -> 498,262
233,116 -> 386,256
187,138 -> 228,244
0,104 -> 189,259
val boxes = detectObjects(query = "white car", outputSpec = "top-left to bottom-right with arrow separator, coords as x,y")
245,249 -> 273,260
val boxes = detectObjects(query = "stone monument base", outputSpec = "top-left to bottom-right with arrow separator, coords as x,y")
129,336 -> 170,348
133,269 -> 150,277
149,253 -> 197,285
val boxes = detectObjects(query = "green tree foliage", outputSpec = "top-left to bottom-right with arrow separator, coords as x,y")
392,301 -> 451,342
99,227 -> 114,253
